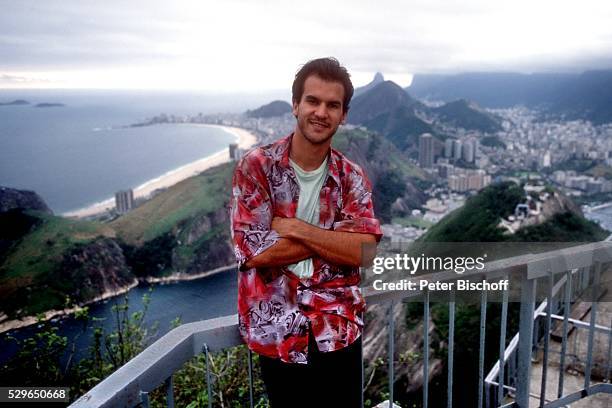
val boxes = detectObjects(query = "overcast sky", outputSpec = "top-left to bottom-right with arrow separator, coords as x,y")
2,0 -> 612,91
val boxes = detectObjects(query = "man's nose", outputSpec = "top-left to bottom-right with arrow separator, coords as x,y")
314,103 -> 328,118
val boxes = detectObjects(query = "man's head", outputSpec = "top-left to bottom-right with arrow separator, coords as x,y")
291,57 -> 354,146
292,57 -> 354,114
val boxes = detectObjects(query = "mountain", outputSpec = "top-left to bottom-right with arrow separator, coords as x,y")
432,99 -> 502,133
245,100 -> 292,118
353,72 -> 385,98
408,72 -> 574,107
408,70 -> 612,124
348,79 -> 502,150
551,70 -> 612,124
347,81 -> 435,150
349,80 -> 421,124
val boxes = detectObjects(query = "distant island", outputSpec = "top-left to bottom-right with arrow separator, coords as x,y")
34,103 -> 65,108
0,99 -> 30,106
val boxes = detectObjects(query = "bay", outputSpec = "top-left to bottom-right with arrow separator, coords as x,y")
1,269 -> 238,363
0,89 -> 284,213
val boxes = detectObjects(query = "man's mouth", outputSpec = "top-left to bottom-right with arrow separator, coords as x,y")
309,120 -> 329,129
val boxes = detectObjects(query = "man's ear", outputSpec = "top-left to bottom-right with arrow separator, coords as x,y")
340,109 -> 348,125
292,100 -> 299,118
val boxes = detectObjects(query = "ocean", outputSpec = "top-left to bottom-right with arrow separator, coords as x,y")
0,89 -> 285,213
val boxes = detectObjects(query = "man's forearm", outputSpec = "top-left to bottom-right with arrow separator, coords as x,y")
285,220 -> 376,267
243,237 -> 314,270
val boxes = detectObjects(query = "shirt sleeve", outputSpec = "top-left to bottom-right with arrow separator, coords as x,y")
230,155 -> 280,270
332,163 -> 383,242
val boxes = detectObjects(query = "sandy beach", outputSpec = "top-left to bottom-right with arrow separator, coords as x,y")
63,125 -> 257,218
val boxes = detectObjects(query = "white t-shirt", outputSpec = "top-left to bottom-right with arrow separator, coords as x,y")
287,157 -> 328,279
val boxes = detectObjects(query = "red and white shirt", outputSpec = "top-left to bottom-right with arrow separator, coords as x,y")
230,133 -> 382,363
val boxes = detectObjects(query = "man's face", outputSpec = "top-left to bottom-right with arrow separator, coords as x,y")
293,75 -> 347,145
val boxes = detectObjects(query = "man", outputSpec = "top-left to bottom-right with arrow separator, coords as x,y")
230,57 -> 381,407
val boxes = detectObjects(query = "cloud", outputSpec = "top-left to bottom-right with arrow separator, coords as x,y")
0,73 -> 52,85
1,0 -> 612,89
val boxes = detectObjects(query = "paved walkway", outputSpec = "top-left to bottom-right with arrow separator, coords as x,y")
528,299 -> 612,407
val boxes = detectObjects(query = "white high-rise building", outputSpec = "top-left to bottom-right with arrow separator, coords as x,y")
115,189 -> 134,214
444,138 -> 454,158
419,133 -> 434,168
453,140 -> 463,161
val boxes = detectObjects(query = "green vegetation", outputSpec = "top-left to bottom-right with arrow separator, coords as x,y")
419,181 -> 524,242
586,163 -> 612,180
391,216 -> 433,229
0,210 -> 120,317
433,99 -> 502,133
512,212 -> 608,241
480,135 -> 506,149
1,292 -> 269,407
552,158 -> 599,173
373,170 -> 406,223
0,210 -> 115,280
110,162 -> 233,244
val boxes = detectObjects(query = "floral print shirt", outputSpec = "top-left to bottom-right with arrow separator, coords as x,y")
230,133 -> 382,363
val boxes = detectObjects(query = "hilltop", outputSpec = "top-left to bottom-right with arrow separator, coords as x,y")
245,100 -> 292,118
419,181 -> 607,243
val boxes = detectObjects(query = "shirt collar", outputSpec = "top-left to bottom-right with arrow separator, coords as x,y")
276,133 -> 342,188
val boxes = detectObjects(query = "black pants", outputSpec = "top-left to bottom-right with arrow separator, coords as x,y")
259,331 -> 362,408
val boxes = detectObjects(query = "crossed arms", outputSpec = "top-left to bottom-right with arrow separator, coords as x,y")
243,217 -> 377,270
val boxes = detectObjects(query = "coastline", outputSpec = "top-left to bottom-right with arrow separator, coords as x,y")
0,278 -> 139,334
62,125 -> 258,218
0,263 -> 238,334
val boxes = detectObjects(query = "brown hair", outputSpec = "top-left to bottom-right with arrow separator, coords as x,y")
292,57 -> 354,113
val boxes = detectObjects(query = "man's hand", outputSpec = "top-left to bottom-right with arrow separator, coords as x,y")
271,217 -> 301,238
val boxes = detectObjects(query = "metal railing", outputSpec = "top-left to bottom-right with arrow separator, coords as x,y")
71,242 -> 612,408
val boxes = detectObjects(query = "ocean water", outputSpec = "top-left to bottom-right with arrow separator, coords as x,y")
0,89 -> 285,213
585,204 -> 612,235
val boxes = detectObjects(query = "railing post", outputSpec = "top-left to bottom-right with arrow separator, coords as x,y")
606,317 -> 612,383
558,270 -> 572,398
516,273 -> 536,408
165,376 -> 174,408
140,391 -> 150,408
203,344 -> 213,408
498,273 -> 509,407
247,349 -> 254,408
584,263 -> 601,391
478,284 -> 488,408
539,272 -> 553,407
424,289 -> 430,408
447,290 -> 455,408
388,300 -> 395,408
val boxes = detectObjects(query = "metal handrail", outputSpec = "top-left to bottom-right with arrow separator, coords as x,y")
71,241 -> 612,408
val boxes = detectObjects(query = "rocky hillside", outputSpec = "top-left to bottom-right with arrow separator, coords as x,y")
0,208 -> 128,321
0,186 -> 52,214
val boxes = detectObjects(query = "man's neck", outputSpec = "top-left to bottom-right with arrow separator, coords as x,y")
290,129 -> 331,171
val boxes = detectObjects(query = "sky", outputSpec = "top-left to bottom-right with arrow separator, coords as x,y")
1,0 -> 612,91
